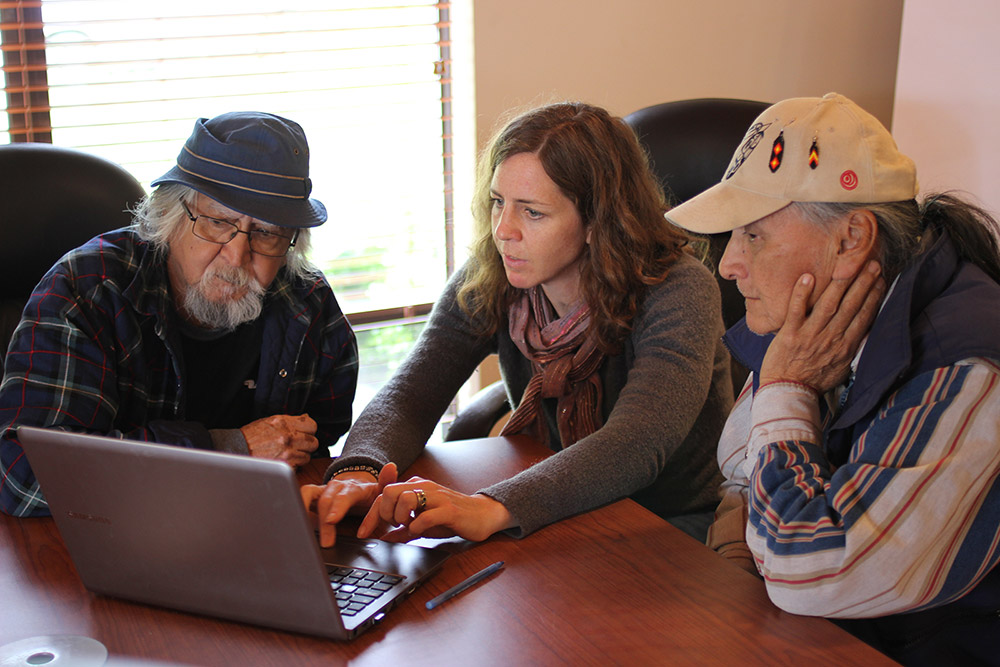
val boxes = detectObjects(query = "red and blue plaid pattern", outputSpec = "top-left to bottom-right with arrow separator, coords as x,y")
1,229 -> 357,516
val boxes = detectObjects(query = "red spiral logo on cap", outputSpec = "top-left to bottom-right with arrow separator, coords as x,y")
840,170 -> 859,190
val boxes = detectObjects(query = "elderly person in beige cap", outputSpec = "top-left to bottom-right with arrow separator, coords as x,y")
667,93 -> 1000,664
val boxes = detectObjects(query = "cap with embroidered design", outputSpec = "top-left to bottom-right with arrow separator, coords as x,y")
665,93 -> 918,234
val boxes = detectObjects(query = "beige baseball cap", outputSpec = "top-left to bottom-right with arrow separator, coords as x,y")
665,93 -> 918,233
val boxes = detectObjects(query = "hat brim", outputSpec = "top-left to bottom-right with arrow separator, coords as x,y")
151,166 -> 327,229
665,180 -> 792,234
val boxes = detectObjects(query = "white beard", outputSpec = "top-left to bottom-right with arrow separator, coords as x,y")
180,264 -> 267,331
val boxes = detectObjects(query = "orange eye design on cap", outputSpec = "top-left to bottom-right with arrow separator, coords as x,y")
809,139 -> 820,169
769,132 -> 784,173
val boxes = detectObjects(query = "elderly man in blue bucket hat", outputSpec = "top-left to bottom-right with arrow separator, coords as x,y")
1,112 -> 358,517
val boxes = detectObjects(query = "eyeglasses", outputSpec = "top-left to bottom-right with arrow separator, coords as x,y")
181,200 -> 297,257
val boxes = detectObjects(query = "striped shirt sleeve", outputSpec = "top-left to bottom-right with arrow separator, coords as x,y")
742,358 -> 1000,618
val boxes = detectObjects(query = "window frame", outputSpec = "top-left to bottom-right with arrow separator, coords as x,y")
1,0 -> 454,326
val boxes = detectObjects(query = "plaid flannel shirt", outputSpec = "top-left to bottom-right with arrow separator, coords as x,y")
1,229 -> 358,516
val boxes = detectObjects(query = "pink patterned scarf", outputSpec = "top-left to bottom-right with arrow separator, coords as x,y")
500,287 -> 605,447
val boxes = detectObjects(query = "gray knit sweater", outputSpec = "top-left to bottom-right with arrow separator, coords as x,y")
327,253 -> 731,537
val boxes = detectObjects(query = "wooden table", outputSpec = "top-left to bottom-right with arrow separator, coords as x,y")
1,436 -> 895,665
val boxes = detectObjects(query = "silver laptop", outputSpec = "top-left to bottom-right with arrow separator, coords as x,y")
17,426 -> 451,640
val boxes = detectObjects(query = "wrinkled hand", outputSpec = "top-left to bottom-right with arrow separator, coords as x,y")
759,260 -> 886,394
241,413 -> 318,468
359,476 -> 514,543
301,463 -> 398,548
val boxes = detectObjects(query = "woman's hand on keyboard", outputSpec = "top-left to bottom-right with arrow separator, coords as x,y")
301,462 -> 398,547
358,477 -> 515,543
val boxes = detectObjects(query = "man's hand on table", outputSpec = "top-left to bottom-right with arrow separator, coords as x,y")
241,413 -> 318,468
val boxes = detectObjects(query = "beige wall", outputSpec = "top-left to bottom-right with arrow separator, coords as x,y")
472,0 -> 904,144
893,0 -> 1000,218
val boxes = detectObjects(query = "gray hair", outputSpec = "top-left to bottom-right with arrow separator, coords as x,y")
130,183 -> 316,281
790,199 -> 924,281
791,193 -> 1000,284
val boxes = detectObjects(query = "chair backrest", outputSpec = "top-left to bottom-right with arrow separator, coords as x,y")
623,98 -> 770,395
0,143 -> 146,375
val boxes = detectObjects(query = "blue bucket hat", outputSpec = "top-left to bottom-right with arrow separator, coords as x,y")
151,111 -> 327,228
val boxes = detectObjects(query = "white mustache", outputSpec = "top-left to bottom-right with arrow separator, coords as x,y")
203,265 -> 262,292
182,265 -> 266,330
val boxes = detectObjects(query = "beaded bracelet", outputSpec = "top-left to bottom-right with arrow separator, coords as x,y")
330,464 -> 380,480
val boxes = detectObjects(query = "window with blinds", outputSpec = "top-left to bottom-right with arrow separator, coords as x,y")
2,0 -> 469,431
1,0 -> 453,319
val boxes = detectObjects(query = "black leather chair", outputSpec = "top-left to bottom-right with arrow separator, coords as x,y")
444,379 -> 511,441
624,98 -> 770,395
0,143 -> 146,376
445,98 -> 769,440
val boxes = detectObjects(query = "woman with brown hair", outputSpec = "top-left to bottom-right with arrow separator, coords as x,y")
303,101 -> 732,544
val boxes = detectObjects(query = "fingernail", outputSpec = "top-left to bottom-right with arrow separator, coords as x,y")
868,261 -> 881,274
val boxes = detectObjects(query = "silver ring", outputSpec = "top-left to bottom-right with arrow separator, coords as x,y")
412,489 -> 428,514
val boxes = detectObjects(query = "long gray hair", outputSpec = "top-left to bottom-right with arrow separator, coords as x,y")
791,192 -> 1000,284
130,183 -> 315,281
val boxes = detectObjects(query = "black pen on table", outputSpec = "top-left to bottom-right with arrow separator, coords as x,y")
425,560 -> 504,610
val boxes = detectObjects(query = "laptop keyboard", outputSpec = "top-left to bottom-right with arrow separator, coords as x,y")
327,566 -> 404,617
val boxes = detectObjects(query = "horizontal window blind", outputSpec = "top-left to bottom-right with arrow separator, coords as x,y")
1,0 -> 453,316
